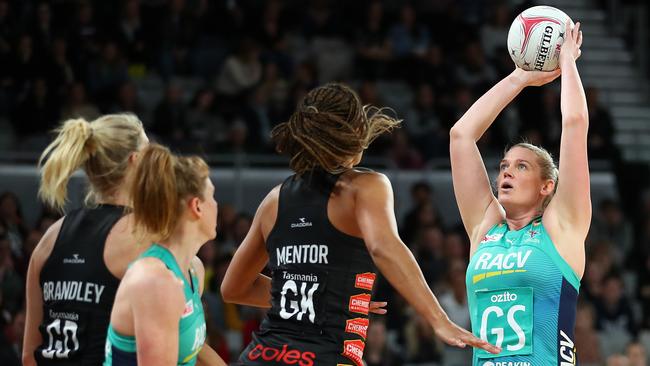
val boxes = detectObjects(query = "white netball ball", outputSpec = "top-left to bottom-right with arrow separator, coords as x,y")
507,6 -> 572,71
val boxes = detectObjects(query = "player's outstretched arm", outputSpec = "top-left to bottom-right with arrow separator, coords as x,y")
355,172 -> 500,354
450,67 -> 560,251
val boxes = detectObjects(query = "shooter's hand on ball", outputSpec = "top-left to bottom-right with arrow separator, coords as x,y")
560,19 -> 583,62
511,67 -> 561,87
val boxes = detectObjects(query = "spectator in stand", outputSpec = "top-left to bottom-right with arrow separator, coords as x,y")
627,342 -> 648,366
595,273 -> 638,356
151,82 -> 188,149
608,354 -> 631,366
86,41 -> 129,108
215,37 -> 262,107
389,4 -> 430,81
354,1 -> 391,79
412,224 -> 447,287
586,86 -> 618,160
363,317 -> 403,366
404,83 -> 447,159
60,82 -> 100,121
439,259 -> 472,366
590,199 -> 634,257
388,129 -> 424,170
480,2 -> 511,59
11,77 -> 60,142
403,312 -> 443,364
0,232 -> 22,315
0,192 -> 28,258
575,300 -> 603,365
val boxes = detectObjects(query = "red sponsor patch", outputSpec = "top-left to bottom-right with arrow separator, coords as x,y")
181,299 -> 194,318
345,318 -> 369,339
354,272 -> 376,291
348,294 -> 371,315
341,340 -> 365,366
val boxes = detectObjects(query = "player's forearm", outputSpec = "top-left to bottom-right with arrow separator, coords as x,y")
560,58 -> 588,125
196,344 -> 227,366
451,71 -> 525,142
370,241 -> 448,326
222,273 -> 272,308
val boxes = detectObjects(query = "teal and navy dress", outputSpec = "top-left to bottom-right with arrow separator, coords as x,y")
104,244 -> 206,366
466,217 -> 580,366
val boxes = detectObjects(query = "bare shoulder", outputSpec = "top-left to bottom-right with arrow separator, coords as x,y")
259,184 -> 281,214
31,217 -> 65,264
346,169 -> 391,190
124,258 -> 182,295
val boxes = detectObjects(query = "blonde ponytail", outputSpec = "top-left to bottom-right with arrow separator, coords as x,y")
38,118 -> 93,211
38,113 -> 145,212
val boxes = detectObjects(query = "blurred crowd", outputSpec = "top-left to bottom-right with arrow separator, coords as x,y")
0,0 -> 618,167
0,0 -> 644,365
3,181 -> 650,365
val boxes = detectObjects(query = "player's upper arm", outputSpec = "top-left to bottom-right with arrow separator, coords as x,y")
23,218 -> 63,365
221,185 -> 277,302
353,173 -> 402,256
130,261 -> 185,366
450,129 -> 504,241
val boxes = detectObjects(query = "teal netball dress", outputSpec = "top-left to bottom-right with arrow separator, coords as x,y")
103,244 -> 206,366
466,217 -> 580,366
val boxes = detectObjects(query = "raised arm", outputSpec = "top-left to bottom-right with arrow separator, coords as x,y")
355,172 -> 499,354
220,187 -> 276,308
450,68 -> 560,247
22,219 -> 63,366
546,21 -> 591,236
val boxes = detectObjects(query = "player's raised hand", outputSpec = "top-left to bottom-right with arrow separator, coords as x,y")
561,19 -> 583,62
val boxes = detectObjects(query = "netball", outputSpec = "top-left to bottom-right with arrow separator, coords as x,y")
507,5 -> 572,71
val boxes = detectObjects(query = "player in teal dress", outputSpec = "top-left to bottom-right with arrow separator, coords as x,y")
450,20 -> 589,365
103,144 -> 225,366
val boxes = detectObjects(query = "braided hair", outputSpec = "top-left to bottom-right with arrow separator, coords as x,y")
272,83 -> 400,175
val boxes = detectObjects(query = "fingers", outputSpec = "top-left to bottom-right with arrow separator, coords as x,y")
573,22 -> 581,41
369,301 -> 388,315
461,333 -> 501,354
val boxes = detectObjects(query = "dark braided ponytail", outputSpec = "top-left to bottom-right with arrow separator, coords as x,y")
272,83 -> 400,175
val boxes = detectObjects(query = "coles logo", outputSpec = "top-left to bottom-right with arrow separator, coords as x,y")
345,318 -> 369,339
348,294 -> 371,315
247,344 -> 315,366
342,340 -> 365,366
354,273 -> 376,291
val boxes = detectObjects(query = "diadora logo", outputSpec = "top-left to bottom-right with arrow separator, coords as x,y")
490,291 -> 518,303
63,253 -> 85,264
483,362 -> 530,366
291,217 -> 313,228
354,273 -> 376,291
345,318 -> 369,339
342,340 -> 365,366
559,330 -> 576,365
480,233 -> 503,244
247,344 -> 315,366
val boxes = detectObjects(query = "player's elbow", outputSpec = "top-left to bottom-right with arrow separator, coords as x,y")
220,278 -> 242,303
22,352 -> 36,366
562,112 -> 589,128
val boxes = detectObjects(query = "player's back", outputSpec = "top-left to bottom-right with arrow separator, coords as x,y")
36,204 -> 125,366
239,169 -> 377,366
